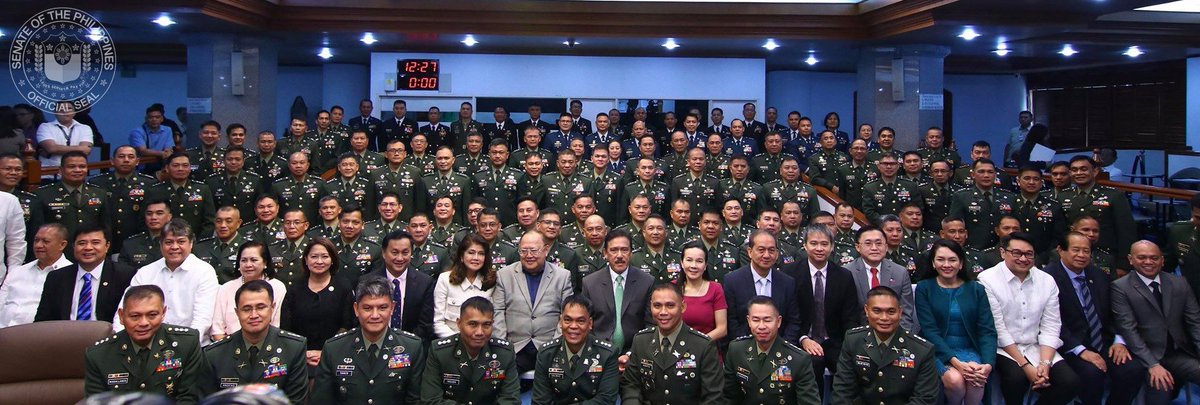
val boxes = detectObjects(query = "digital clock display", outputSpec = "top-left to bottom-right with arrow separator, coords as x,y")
398,59 -> 440,90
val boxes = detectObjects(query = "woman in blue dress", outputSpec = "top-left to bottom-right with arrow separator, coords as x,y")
915,239 -> 998,405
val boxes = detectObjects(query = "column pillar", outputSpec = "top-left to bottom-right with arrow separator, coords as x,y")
184,34 -> 278,147
856,45 -> 950,151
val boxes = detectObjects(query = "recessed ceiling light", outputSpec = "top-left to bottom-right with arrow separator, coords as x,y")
993,42 -> 1010,56
462,35 -> 478,47
87,27 -> 104,42
0,30 -> 6,39
762,39 -> 780,51
360,33 -> 377,45
804,53 -> 819,66
662,38 -> 680,50
958,27 -> 980,41
152,15 -> 175,27
317,47 -> 333,60
1123,46 -> 1144,57
1058,44 -> 1078,57
562,38 -> 579,47
1137,0 -> 1200,12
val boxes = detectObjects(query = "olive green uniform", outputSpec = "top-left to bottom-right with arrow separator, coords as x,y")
916,181 -> 959,232
313,328 -> 426,405
204,171 -> 262,223
509,147 -> 555,171
420,335 -> 521,405
88,173 -> 155,255
623,180 -> 672,221
239,219 -> 286,246
761,180 -> 821,222
902,228 -> 938,254
202,327 -> 308,403
585,168 -> 624,224
194,234 -> 245,283
915,146 -> 962,172
84,325 -> 208,404
630,246 -> 683,283
947,186 -> 1018,250
866,148 -> 903,166
573,244 -> 607,293
324,176 -> 378,221
277,132 -> 327,173
860,178 -> 920,222
408,153 -> 437,176
706,154 -> 731,179
807,149 -> 850,190
830,326 -> 939,405
269,237 -> 311,288
246,152 -> 288,187
488,239 -> 520,273
670,173 -> 720,226
424,171 -> 474,224
667,225 -> 698,250
558,223 -> 586,250
36,181 -> 109,236
363,219 -> 408,244
119,232 -> 162,269
335,236 -> 382,283
1167,221 -> 1200,302
146,180 -> 217,237
1058,184 -> 1137,268
186,146 -> 227,182
352,151 -> 387,177
887,246 -> 920,278
501,224 -> 534,247
370,164 -> 429,223
474,165 -> 524,226
543,172 -> 592,225
1013,194 -> 1067,254
412,241 -> 451,278
271,175 -> 328,228
751,153 -> 785,184
738,240 -> 801,269
717,179 -> 765,224
836,162 -> 877,211
547,241 -> 582,273
454,152 -> 488,177
532,337 -> 620,405
621,324 -> 724,405
723,336 -> 820,405
703,239 -> 743,283
612,223 -> 647,251
723,223 -> 756,248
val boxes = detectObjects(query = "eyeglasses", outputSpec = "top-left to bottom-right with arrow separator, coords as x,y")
539,220 -> 561,226
519,248 -> 543,256
1003,248 -> 1035,259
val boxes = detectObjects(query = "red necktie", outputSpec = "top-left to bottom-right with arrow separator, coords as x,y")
870,267 -> 880,288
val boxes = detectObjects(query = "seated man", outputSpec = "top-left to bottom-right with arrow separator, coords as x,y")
831,286 -> 938,405
202,280 -> 308,402
531,295 -> 620,404
420,296 -> 520,404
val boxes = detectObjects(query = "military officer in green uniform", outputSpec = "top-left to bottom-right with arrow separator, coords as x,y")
585,147 -> 624,224
723,296 -> 820,405
202,280 -> 308,403
325,152 -> 379,221
1166,193 -> 1200,302
861,154 -> 920,221
917,159 -> 959,232
146,152 -> 217,237
277,117 -> 327,173
751,132 -> 787,184
543,150 -> 592,225
621,283 -> 724,405
630,215 -> 683,283
880,216 -> 920,277
85,285 -> 208,404
836,139 -> 877,211
659,131 -> 691,181
737,210 -> 802,268
1042,162 -> 1074,204
269,209 -> 312,288
939,217 -> 989,273
238,194 -> 286,246
1,159 -> 41,261
205,146 -> 261,223
315,109 -> 351,157
246,130 -> 288,186
344,130 -> 385,176
420,296 -> 520,404
948,159 -> 1018,250
333,206 -> 382,285
1013,165 -> 1067,254
899,151 -> 932,185
363,192 -> 408,244
761,157 -> 821,221
623,158 -> 672,220
454,130 -> 488,175
510,126 -> 557,171
558,195 -> 596,250
185,120 -> 227,182
778,202 -> 805,249
372,138 -> 429,223
898,203 -> 937,253
120,200 -> 172,269
1057,155 -> 1137,270
408,133 -> 438,176
536,210 -> 582,272
36,151 -> 109,237
407,213 -> 451,277
87,146 -> 154,256
424,147 -> 474,225
807,130 -> 850,192
865,127 -> 903,165
830,286 -> 939,405
475,139 -> 524,226
475,208 -> 521,273
271,151 -> 328,227
915,127 -> 961,171
532,295 -> 620,405
451,102 -> 485,152
718,155 -> 764,225
313,277 -> 427,404
667,199 -> 699,249
194,207 -> 245,283
572,215 -> 609,292
671,149 -> 719,226
698,209 -> 743,283
704,134 -> 731,179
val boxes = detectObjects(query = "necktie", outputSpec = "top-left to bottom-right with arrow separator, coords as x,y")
70,190 -> 81,205
1150,281 -> 1164,311
981,191 -> 993,212
1076,274 -> 1103,350
614,274 -> 625,350
77,273 -> 93,320
368,344 -> 379,368
813,271 -> 827,341
248,346 -> 260,375
391,279 -> 404,328
660,336 -> 671,355
870,267 -> 880,289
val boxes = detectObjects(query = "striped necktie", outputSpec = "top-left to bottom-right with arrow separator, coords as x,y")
77,273 -> 93,320
1076,274 -> 1103,350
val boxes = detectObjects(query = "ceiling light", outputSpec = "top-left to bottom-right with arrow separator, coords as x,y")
958,27 -> 980,41
1123,46 -> 1144,57
1137,0 -> 1200,12
762,39 -> 780,51
461,35 -> 478,47
804,53 -> 819,66
662,38 -> 680,50
1058,44 -> 1078,57
87,28 -> 104,42
0,30 -> 5,39
152,15 -> 175,27
563,38 -> 579,47
993,42 -> 1010,56
360,33 -> 377,45
317,47 -> 333,59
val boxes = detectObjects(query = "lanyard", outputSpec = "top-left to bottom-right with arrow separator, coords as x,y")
58,123 -> 75,145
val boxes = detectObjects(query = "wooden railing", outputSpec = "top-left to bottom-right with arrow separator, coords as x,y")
802,173 -> 871,227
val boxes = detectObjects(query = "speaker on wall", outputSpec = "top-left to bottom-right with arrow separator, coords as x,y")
891,57 -> 905,102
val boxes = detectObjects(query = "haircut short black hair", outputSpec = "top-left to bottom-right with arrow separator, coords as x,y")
561,295 -> 594,318
1001,231 -> 1036,250
1057,231 -> 1090,251
746,296 -> 779,315
605,228 -> 632,247
461,296 -> 494,317
1068,155 -> 1097,168
971,158 -> 996,170
235,279 -> 275,305
649,282 -> 684,303
866,285 -> 900,302
123,285 -> 165,306
72,223 -> 110,244
380,229 -> 414,249
855,225 -> 883,243
971,140 -> 991,150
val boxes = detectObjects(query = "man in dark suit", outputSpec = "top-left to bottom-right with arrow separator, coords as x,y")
484,106 -> 520,151
1113,240 -> 1200,404
844,226 -> 916,331
349,99 -> 383,151
782,224 -> 861,398
378,99 -> 418,151
366,229 -> 436,341
723,230 -> 802,343
35,224 -> 135,322
518,104 -> 552,138
579,229 -> 653,352
1046,232 -> 1146,405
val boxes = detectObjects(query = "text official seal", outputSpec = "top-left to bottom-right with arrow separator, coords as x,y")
9,7 -> 117,113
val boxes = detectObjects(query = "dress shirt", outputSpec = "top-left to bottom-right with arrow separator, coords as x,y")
1134,271 -> 1161,289
210,277 -> 286,336
808,261 -> 828,295
71,261 -> 106,320
978,262 -> 1064,365
35,120 -> 94,167
433,271 -> 494,338
0,192 -> 25,280
0,255 -> 72,326
116,254 -> 220,344
610,267 -> 629,291
386,268 -> 409,324
752,267 -> 773,297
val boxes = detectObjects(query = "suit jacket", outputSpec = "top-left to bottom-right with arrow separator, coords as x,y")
722,266 -> 803,343
579,266 -> 654,352
914,279 -> 998,366
782,261 -> 861,352
1112,271 -> 1200,368
845,258 -> 917,332
35,260 -> 135,322
492,261 -> 574,352
366,267 -> 436,341
1043,260 -> 1118,355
